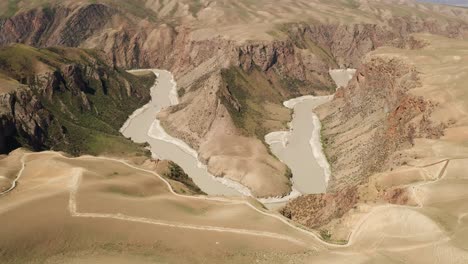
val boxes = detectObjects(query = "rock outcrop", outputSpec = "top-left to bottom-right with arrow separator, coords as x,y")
0,45 -> 152,155
321,56 -> 445,191
0,88 -> 52,153
1,0 -> 468,197
281,187 -> 359,229
0,4 -> 115,48
282,48 -> 448,235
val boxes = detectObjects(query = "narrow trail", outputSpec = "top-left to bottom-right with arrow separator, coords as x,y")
411,159 -> 450,208
5,151 -> 317,249
341,157 -> 464,245
2,151 -> 467,250
0,155 -> 26,196
68,171 -> 307,247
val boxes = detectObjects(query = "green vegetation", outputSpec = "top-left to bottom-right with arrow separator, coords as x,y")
279,23 -> 338,68
2,0 -> 19,18
0,0 -> 61,18
220,65 -> 331,140
168,2 -> 179,18
320,126 -> 329,148
320,124 -> 336,166
103,0 -> 158,21
0,0 -> 159,20
42,68 -> 154,156
343,0 -> 360,9
220,66 -> 288,139
164,162 -> 205,195
188,0 -> 203,18
320,230 -> 348,245
320,229 -> 332,240
0,44 -> 155,157
284,167 -> 293,179
177,87 -> 186,98
279,76 -> 305,95
0,44 -> 61,78
106,185 -> 146,197
166,200 -> 202,214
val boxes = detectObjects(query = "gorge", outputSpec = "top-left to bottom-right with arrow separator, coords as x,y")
120,67 -> 355,202
1,1 -> 468,263
121,69 -> 247,196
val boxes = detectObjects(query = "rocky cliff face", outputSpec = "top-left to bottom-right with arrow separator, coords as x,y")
0,88 -> 52,153
0,4 -> 115,48
285,18 -> 465,69
282,52 -> 447,235
2,3 -> 464,69
280,187 -> 359,229
1,3 -> 465,102
321,56 -> 445,191
1,1 -> 468,197
155,22 -> 454,197
0,45 -> 152,155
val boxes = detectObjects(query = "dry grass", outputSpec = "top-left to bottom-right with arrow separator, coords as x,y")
1,148 -> 468,263
5,0 -> 468,41
0,151 -> 323,263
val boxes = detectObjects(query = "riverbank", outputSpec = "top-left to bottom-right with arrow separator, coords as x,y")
264,69 -> 355,196
265,96 -> 333,195
121,70 -> 246,197
121,68 -> 354,202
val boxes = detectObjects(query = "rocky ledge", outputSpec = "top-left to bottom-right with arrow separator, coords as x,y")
0,45 -> 152,156
282,43 -> 450,240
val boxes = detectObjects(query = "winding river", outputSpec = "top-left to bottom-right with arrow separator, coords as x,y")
121,70 -> 245,197
265,95 -> 332,194
265,69 -> 355,195
121,69 -> 355,200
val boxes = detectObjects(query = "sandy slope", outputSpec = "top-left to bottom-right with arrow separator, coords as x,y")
1,147 -> 468,263
0,150 -> 324,263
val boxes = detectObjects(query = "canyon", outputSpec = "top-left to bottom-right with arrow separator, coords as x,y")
1,0 -> 468,263
282,33 -> 468,242
121,69 -> 247,196
2,0 -> 468,197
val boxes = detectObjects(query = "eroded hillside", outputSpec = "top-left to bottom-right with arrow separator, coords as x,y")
0,44 -> 153,156
282,34 -> 468,242
1,1 -> 468,263
1,0 -> 468,197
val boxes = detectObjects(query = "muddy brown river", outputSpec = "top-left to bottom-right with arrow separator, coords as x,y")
121,69 -> 354,200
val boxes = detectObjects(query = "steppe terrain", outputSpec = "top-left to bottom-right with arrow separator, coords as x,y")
3,0 -> 468,196
1,134 -> 468,263
1,0 -> 468,263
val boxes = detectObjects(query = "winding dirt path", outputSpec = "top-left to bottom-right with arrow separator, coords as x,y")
4,151 -> 317,248
344,158 -> 462,246
68,170 -> 306,247
3,151 -> 467,250
0,155 -> 26,196
411,159 -> 450,208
